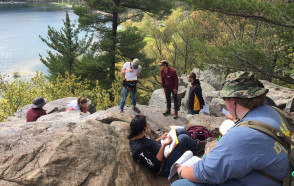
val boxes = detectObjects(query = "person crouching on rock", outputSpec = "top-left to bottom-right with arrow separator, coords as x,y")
26,97 -> 47,122
128,115 -> 205,176
66,97 -> 88,113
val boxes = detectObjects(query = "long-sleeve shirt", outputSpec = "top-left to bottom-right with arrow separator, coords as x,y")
188,79 -> 205,111
160,67 -> 179,90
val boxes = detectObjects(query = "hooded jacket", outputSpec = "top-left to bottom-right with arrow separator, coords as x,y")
188,79 -> 205,111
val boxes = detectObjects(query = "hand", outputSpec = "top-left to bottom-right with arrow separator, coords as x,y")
162,136 -> 172,146
163,88 -> 166,92
177,165 -> 188,175
128,69 -> 133,72
173,89 -> 178,94
160,133 -> 169,140
135,73 -> 139,76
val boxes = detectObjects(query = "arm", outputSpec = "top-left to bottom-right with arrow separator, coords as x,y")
134,148 -> 163,174
174,70 -> 179,92
136,66 -> 141,76
121,67 -> 127,75
155,133 -> 168,143
195,86 -> 205,107
188,87 -> 195,111
160,70 -> 165,88
156,136 -> 172,161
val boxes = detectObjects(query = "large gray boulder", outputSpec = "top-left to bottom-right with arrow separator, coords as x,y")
148,86 -> 186,110
260,80 -> 294,111
1,105 -> 183,186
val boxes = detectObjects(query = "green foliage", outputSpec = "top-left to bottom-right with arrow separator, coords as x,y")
184,0 -> 294,28
0,72 -> 129,122
39,11 -> 93,80
73,0 -> 173,86
178,0 -> 294,85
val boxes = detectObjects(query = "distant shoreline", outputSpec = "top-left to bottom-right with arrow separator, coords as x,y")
0,1 -> 26,4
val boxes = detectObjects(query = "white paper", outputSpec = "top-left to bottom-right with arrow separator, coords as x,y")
203,104 -> 209,114
221,108 -> 230,116
161,126 -> 178,158
168,150 -> 201,180
126,70 -> 138,81
219,119 -> 235,135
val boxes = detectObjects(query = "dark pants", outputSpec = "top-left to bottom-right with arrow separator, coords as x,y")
165,86 -> 178,111
189,110 -> 200,115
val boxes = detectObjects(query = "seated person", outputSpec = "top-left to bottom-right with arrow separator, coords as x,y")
128,115 -> 205,177
26,97 -> 47,122
66,97 -> 88,113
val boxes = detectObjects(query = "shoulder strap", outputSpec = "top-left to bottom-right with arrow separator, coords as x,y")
236,120 -> 293,149
256,170 -> 283,185
130,62 -> 132,69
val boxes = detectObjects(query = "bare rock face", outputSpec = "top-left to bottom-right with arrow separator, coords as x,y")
1,101 -> 229,186
148,86 -> 186,109
0,109 -> 177,186
260,80 -> 294,110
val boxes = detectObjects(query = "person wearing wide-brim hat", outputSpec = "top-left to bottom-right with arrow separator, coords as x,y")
172,71 -> 289,186
159,60 -> 179,119
120,58 -> 142,113
26,97 -> 47,122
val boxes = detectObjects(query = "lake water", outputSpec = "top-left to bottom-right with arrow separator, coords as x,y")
0,3 -> 79,76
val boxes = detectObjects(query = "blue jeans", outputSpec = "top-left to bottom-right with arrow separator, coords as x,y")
189,110 -> 200,115
159,128 -> 198,176
120,86 -> 136,110
172,179 -> 217,186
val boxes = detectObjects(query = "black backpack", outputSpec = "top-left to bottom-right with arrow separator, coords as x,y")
236,106 -> 294,186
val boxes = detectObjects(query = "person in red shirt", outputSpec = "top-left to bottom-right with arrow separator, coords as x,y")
26,97 -> 47,122
159,60 -> 179,119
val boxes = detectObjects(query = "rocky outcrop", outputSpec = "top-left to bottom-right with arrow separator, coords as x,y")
1,99 -> 231,186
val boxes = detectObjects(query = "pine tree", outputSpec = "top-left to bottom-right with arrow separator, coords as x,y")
73,0 -> 173,85
39,11 -> 93,80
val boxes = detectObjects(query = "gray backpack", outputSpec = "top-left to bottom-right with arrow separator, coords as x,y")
236,106 -> 294,186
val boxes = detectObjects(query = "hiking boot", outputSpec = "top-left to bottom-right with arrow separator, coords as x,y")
120,109 -> 124,113
173,110 -> 178,119
132,106 -> 141,113
163,108 -> 171,116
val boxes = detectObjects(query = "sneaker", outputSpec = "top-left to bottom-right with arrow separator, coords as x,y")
163,108 -> 171,116
132,106 -> 141,113
173,110 -> 178,119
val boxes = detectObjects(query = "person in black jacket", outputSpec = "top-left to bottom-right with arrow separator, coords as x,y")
128,115 -> 204,177
187,72 -> 205,115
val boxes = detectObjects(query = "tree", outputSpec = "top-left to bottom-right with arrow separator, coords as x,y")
73,0 -> 173,85
181,0 -> 294,85
39,11 -> 93,80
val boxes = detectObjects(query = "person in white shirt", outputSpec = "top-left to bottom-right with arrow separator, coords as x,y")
120,58 -> 141,113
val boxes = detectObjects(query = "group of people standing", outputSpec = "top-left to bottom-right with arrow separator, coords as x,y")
120,59 -> 205,119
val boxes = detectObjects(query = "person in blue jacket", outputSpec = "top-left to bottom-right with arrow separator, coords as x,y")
172,71 -> 289,186
187,72 -> 205,114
